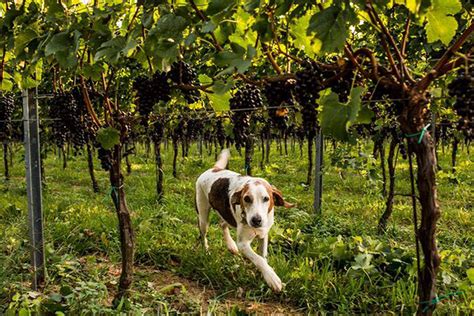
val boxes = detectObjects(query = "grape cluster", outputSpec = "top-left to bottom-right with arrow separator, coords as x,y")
294,60 -> 332,139
168,61 -> 201,104
230,84 -> 263,147
149,114 -> 165,143
0,93 -> 15,141
186,116 -> 204,140
133,72 -> 171,121
264,80 -> 294,131
97,146 -> 112,171
448,64 -> 473,140
214,117 -> 226,148
47,92 -> 88,148
72,87 -> 98,140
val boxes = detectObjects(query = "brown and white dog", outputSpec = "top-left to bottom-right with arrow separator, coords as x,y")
195,149 -> 294,292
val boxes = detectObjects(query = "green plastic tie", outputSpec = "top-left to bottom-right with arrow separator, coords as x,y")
103,185 -> 121,203
419,291 -> 463,312
405,123 -> 431,144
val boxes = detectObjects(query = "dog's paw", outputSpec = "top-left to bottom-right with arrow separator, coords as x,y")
263,270 -> 283,293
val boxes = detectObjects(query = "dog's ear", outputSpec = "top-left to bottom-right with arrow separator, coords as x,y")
231,190 -> 242,205
272,187 -> 295,208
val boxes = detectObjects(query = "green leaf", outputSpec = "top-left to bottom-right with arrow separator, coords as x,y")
45,32 -> 70,56
352,253 -> 374,270
94,37 -> 127,62
49,293 -> 62,303
208,90 -> 231,111
252,14 -> 272,42
96,127 -> 120,150
202,21 -> 216,33
206,81 -> 233,111
60,285 -> 73,296
215,50 -> 251,75
198,74 -> 213,85
14,27 -> 38,55
1,77 -> 14,91
393,0 -> 422,13
290,12 -> 322,57
122,38 -> 138,57
244,0 -> 260,11
45,0 -> 65,20
151,14 -> 188,40
206,0 -> 236,16
212,79 -> 234,94
425,0 -> 462,45
18,308 -> 29,316
184,33 -> 198,46
320,87 -> 366,141
356,105 -> 374,124
308,5 -> 357,53
467,268 -> 474,284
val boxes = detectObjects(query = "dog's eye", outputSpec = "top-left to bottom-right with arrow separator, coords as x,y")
263,196 -> 269,202
244,196 -> 252,203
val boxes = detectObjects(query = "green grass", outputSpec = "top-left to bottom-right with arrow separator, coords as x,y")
0,140 -> 473,314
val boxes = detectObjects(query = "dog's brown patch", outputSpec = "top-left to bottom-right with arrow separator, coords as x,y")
234,183 -> 251,206
255,180 -> 294,210
209,178 -> 237,227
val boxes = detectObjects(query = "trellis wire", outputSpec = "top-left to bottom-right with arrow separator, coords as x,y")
0,95 -> 456,120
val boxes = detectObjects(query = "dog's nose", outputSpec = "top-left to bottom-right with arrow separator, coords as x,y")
250,216 -> 262,228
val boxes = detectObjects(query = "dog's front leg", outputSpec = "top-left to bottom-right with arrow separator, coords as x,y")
220,221 -> 239,255
258,235 -> 268,259
237,230 -> 282,292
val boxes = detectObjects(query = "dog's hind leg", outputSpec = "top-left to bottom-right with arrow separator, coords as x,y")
220,221 -> 238,255
196,187 -> 210,251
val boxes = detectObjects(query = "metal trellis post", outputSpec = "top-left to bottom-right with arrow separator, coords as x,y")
23,88 -> 46,290
313,128 -> 323,215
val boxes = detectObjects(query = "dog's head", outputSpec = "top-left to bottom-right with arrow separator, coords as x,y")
231,179 -> 294,228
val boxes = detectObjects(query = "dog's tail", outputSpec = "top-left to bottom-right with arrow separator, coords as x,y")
214,149 -> 230,170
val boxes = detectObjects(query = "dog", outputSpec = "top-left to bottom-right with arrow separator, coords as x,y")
195,149 -> 294,292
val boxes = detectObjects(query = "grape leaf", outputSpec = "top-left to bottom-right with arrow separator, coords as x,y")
352,254 -> 374,270
206,0 -> 236,16
392,0 -> 422,13
202,21 -> 216,33
290,13 -> 322,57
320,87 -> 366,141
425,0 -> 462,45
207,90 -> 231,111
150,14 -> 188,40
14,27 -> 39,55
308,5 -> 357,53
97,127 -> 120,150
198,74 -> 213,85
45,32 -> 71,56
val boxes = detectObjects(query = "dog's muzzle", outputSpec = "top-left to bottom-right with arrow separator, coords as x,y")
250,215 -> 262,228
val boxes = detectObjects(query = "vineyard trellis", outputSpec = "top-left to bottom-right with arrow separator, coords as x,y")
1,0 -> 473,314
22,88 -> 45,291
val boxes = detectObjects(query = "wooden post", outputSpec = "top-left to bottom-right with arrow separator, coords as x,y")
23,89 -> 45,290
313,128 -> 323,215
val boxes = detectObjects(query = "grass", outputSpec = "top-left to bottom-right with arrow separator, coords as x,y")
0,140 -> 473,314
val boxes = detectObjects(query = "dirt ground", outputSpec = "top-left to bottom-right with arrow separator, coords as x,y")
146,268 -> 303,314
102,260 -> 303,315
